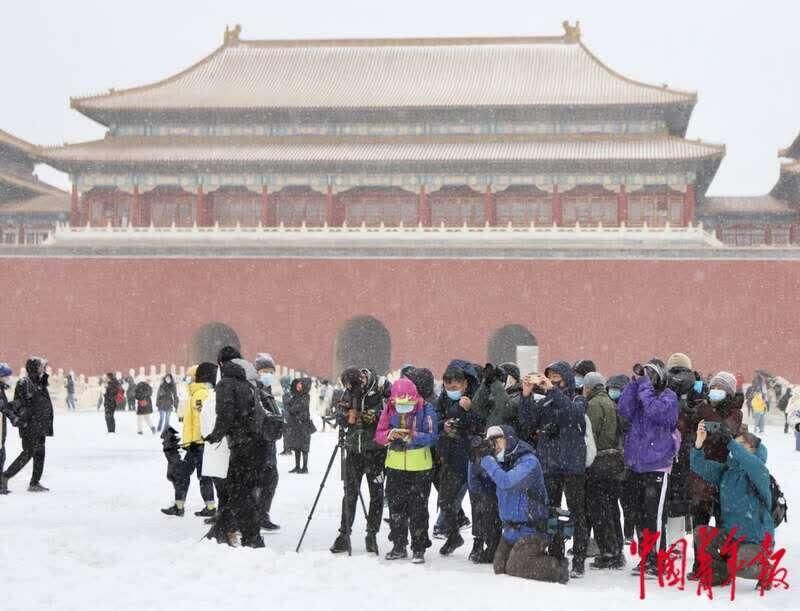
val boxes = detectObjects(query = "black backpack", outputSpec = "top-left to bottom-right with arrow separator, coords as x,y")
753,474 -> 788,528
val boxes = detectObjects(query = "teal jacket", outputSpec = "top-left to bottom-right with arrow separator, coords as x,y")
690,440 -> 775,544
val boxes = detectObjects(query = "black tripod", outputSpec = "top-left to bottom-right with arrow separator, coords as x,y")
296,426 -> 367,554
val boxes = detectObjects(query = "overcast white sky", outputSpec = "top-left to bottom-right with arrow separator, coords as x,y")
2,0 -> 798,195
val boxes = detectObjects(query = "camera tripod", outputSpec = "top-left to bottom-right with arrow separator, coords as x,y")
295,426 -> 368,554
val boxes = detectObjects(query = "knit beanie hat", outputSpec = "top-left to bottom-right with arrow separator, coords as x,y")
667,353 -> 693,371
217,345 -> 242,363
195,362 -> 218,385
583,371 -> 607,390
709,371 -> 737,397
606,374 -> 630,390
486,425 -> 505,440
254,352 -> 276,371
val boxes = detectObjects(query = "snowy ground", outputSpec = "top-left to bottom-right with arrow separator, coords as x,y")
1,408 -> 797,611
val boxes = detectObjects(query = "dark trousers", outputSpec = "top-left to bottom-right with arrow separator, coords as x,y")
586,471 -> 623,557
127,397 -> 135,412
3,434 -> 46,484
471,485 -> 502,549
439,462 -> 467,537
629,471 -> 670,564
175,444 -> 215,503
104,408 -> 116,433
339,450 -> 386,535
0,444 -> 5,475
545,473 -> 588,561
619,471 -> 639,540
259,444 -> 279,517
386,468 -> 433,552
494,535 -> 564,582
226,443 -> 262,545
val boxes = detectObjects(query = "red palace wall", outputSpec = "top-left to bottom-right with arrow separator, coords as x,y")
4,257 -> 800,382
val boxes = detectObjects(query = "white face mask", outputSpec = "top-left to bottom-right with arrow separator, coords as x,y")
495,448 -> 506,463
533,393 -> 546,402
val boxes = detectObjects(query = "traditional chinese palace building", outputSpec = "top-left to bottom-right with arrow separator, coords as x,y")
3,24 -> 800,380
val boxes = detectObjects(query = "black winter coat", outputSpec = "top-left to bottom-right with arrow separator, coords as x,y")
104,379 -> 122,413
156,378 -> 179,411
436,360 -> 485,477
337,372 -> 388,454
0,383 -> 10,447
15,361 -> 54,438
206,361 -> 257,449
284,378 -> 314,452
134,381 -> 154,415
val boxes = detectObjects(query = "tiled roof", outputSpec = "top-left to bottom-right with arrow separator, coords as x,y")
41,134 -> 723,167
0,193 -> 70,214
0,129 -> 39,156
71,34 -> 695,114
0,171 -> 68,198
701,195 -> 795,215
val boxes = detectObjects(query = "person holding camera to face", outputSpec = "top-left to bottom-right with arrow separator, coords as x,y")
330,367 -> 389,555
436,360 -> 484,556
685,371 -> 743,576
518,361 -> 588,578
617,359 -> 679,576
469,425 -> 569,584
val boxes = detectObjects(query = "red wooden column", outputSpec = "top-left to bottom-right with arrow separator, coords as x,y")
196,185 -> 208,226
764,225 -> 773,245
617,185 -> 628,225
789,223 -> 799,245
325,186 -> 335,226
484,185 -> 496,226
131,185 -> 141,227
260,185 -> 275,226
70,183 -> 79,226
552,185 -> 563,225
417,185 -> 431,226
81,189 -> 91,226
683,183 -> 696,226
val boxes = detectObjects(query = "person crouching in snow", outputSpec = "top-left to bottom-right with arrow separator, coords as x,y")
375,377 -> 438,563
134,379 -> 156,435
470,425 -> 569,584
161,363 -> 218,518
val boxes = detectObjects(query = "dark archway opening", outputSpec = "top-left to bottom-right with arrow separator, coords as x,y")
188,322 -> 241,365
487,324 -> 538,365
334,315 -> 391,376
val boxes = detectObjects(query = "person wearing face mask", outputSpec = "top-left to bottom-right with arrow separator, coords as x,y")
686,371 -> 743,576
283,376 -> 315,474
1,357 -> 54,493
690,421 -> 775,587
436,360 -> 485,556
254,353 -> 283,531
518,361 -> 588,577
572,360 -> 596,393
156,373 -> 179,433
375,377 -> 438,563
470,425 -> 569,584
330,367 -> 389,555
617,358 -> 678,576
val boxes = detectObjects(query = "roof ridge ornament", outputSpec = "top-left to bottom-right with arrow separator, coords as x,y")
562,20 -> 581,43
224,24 -> 242,46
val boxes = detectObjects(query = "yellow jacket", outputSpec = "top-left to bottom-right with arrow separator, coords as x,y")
752,392 -> 766,414
182,382 -> 208,446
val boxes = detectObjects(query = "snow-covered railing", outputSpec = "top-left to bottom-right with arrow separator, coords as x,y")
45,221 -> 726,247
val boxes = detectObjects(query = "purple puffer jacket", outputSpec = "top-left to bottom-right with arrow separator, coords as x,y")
617,376 -> 679,473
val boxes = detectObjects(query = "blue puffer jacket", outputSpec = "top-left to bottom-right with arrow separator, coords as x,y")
436,360 -> 485,477
518,361 -> 586,475
470,426 -> 549,544
690,439 -> 775,544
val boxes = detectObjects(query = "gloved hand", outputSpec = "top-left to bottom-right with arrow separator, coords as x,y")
794,423 -> 799,433
718,424 -> 734,446
539,422 -> 560,439
361,409 -> 377,425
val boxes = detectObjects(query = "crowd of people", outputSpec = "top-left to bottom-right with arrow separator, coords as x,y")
0,349 -> 793,589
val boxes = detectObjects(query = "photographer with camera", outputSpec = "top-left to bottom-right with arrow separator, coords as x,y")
330,367 -> 389,555
617,358 -> 678,576
518,361 -> 588,577
436,360 -> 484,556
469,425 -> 569,583
686,370 -> 743,576
375,377 -> 438,563
467,362 -> 518,562
690,420 -> 775,587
